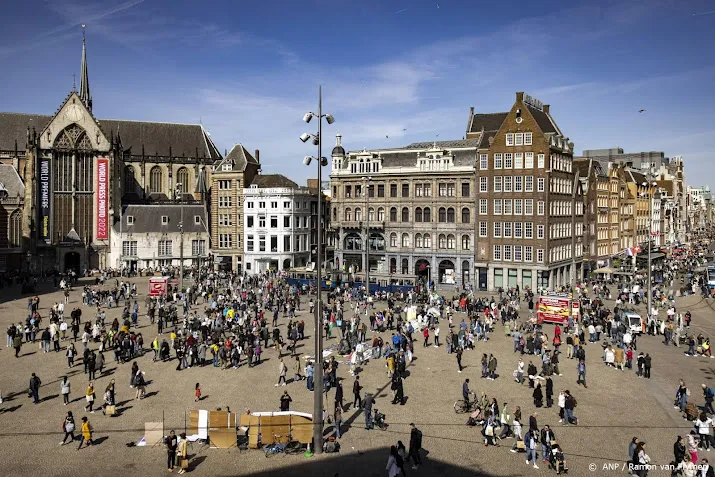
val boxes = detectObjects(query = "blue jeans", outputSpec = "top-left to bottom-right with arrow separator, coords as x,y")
526,448 -> 537,463
564,408 -> 575,424
334,419 -> 342,438
364,411 -> 372,429
542,443 -> 550,461
307,376 -> 314,391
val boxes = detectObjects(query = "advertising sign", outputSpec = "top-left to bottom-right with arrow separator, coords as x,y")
148,277 -> 168,297
96,158 -> 109,240
536,296 -> 571,324
38,156 -> 51,243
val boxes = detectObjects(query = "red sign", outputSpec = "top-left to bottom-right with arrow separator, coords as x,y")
536,296 -> 572,324
96,158 -> 109,240
149,277 -> 168,297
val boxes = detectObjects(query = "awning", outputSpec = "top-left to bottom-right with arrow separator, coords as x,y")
593,266 -> 616,274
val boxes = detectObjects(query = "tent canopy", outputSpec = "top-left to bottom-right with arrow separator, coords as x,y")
593,266 -> 616,274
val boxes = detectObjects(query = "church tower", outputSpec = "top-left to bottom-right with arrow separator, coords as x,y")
79,26 -> 92,112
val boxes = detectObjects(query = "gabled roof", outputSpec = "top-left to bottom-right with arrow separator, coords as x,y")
468,112 -> 508,134
573,158 -> 593,178
114,204 -> 208,234
250,174 -> 298,189
0,164 -> 25,197
215,144 -> 258,171
527,106 -> 561,135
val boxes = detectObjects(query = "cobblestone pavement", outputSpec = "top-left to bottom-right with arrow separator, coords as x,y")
0,278 -> 713,477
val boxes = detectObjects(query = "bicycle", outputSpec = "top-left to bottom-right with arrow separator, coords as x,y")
454,392 -> 478,414
263,433 -> 304,457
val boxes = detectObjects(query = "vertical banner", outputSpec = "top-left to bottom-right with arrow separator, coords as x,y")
38,156 -> 51,243
96,158 -> 109,240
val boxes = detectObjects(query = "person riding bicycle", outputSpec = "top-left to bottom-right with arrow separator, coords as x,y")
463,379 -> 471,410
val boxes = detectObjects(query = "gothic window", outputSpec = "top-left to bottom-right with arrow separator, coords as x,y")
389,207 -> 397,222
176,167 -> 190,194
462,207 -> 470,224
9,210 -> 21,247
424,207 -> 431,222
447,207 -> 455,223
124,166 -> 136,193
149,166 -> 163,193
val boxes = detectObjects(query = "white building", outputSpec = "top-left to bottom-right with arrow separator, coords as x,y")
110,204 -> 209,272
243,174 -> 318,273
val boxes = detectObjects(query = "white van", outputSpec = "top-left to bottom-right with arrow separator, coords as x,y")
623,312 -> 644,334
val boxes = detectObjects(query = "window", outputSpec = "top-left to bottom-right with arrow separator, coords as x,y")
494,222 -> 502,237
447,234 -> 456,249
390,184 -> 397,197
504,176 -> 512,192
423,207 -> 431,222
259,201 -> 266,209
503,245 -> 512,261
402,183 -> 409,197
479,221 -> 487,237
218,196 -> 232,208
514,199 -> 523,215
259,216 -> 266,228
538,154 -> 545,168
525,222 -> 533,239
284,216 -> 290,228
514,176 -> 523,192
389,207 -> 397,222
439,207 -> 447,222
401,233 -> 410,247
377,184 -> 385,197
537,224 -> 544,239
514,222 -> 523,238
494,245 -> 502,261
537,249 -> 544,263
525,246 -> 533,262
377,207 -> 385,221
525,176 -> 533,192
176,167 -> 189,193
525,152 -> 534,168
493,199 -> 501,215
122,240 -> 137,256
158,240 -> 172,256
220,214 -> 233,226
367,185 -> 374,198
368,207 -> 375,221
461,235 -> 470,250
514,245 -> 522,261
525,199 -> 533,215
284,201 -> 291,208
537,201 -> 545,215
247,202 -> 254,209
447,183 -> 455,196
504,199 -> 512,215
479,177 -> 488,193
192,215 -> 200,225
124,166 -> 136,193
345,185 -> 352,198
461,208 -> 470,223
446,207 -> 455,223
149,166 -> 163,193
524,132 -> 533,145
515,133 -> 523,146
192,239 -> 206,256
401,207 -> 409,222
415,233 -> 423,248
284,235 -> 291,252
424,234 -> 432,248
439,183 -> 447,197
504,153 -> 513,169
504,222 -> 512,237
161,215 -> 169,225
415,208 -> 423,222
514,153 -> 523,169
390,233 -> 397,247
424,184 -> 432,196
126,215 -> 135,225
415,184 -> 423,197
259,235 -> 266,252
270,235 -> 278,252
462,182 -> 471,197
537,178 -> 545,192
480,154 -> 488,170
438,234 -> 446,248
494,153 -> 502,169
247,235 -> 254,251
270,216 -> 278,228
355,208 -> 362,221
506,133 -> 514,146
218,234 -> 232,249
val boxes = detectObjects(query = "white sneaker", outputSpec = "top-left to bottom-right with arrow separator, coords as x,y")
510,449 -> 517,453
274,384 -> 279,387
526,460 -> 530,465
533,464 -> 539,469
458,370 -> 462,373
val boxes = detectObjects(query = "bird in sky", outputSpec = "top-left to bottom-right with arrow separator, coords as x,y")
638,109 -> 646,113
385,135 -> 389,138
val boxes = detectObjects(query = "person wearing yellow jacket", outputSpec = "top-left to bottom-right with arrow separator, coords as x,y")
177,432 -> 188,474
78,416 -> 93,449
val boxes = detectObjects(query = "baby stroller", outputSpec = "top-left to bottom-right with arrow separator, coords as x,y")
548,445 -> 568,474
373,409 -> 387,430
466,406 -> 485,427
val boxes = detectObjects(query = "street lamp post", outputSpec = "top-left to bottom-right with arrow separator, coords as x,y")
362,176 -> 373,296
642,181 -> 656,319
300,86 -> 334,454
175,184 -> 184,293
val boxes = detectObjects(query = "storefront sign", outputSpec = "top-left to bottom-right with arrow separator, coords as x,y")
38,156 -> 51,243
96,158 -> 108,240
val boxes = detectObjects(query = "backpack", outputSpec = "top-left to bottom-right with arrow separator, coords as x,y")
707,388 -> 714,399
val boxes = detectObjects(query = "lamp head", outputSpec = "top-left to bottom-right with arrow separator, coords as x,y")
325,114 -> 335,125
320,157 -> 328,167
303,156 -> 313,166
303,113 -> 313,123
300,133 -> 311,143
312,136 -> 320,146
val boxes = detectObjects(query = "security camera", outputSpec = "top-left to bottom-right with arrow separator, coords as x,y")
303,113 -> 313,123
303,156 -> 313,166
300,133 -> 311,143
325,114 -> 335,125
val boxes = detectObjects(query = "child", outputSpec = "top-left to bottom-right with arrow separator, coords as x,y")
195,383 -> 201,402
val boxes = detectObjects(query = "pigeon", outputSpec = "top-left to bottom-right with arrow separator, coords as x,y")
385,135 -> 389,138
638,109 -> 645,113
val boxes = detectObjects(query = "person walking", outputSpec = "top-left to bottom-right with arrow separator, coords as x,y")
165,430 -> 178,472
408,423 -> 422,469
423,327 -> 429,347
456,347 -> 463,373
61,376 -> 71,405
333,405 -> 343,439
280,390 -> 292,411
60,411 -> 76,445
194,383 -> 201,402
363,392 -> 373,429
644,353 -> 652,379
66,343 -> 76,368
29,373 -> 41,404
353,376 -> 362,410
276,358 -> 287,386
77,416 -> 94,449
577,359 -> 587,388
334,381 -> 344,410
524,428 -> 539,469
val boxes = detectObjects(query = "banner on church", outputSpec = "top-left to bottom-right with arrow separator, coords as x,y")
38,156 -> 51,243
96,158 -> 109,240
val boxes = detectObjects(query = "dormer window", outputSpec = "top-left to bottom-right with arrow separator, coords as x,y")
222,163 -> 232,171
194,216 -> 201,225
161,216 -> 169,225
126,216 -> 134,225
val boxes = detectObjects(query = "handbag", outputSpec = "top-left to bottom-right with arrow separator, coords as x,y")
179,458 -> 189,469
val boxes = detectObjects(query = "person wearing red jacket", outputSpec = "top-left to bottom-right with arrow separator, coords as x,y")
422,327 -> 429,347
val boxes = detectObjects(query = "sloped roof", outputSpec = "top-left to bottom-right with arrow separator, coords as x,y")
250,174 -> 298,189
468,112 -> 508,134
114,204 -> 208,234
216,144 -> 258,171
0,164 -> 25,197
527,106 -> 561,135
404,138 -> 482,149
0,112 -> 221,159
573,158 -> 593,178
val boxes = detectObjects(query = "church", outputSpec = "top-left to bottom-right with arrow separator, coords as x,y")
0,33 -> 220,274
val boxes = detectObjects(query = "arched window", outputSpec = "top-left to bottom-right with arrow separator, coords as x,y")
333,207 -> 337,220
368,207 -> 375,221
415,207 -> 423,222
8,209 -> 21,247
390,258 -> 397,274
390,232 -> 398,247
176,167 -> 190,194
401,258 -> 409,275
447,234 -> 456,249
377,207 -> 385,221
424,233 -> 432,248
447,207 -> 455,223
401,233 -> 410,247
438,234 -> 446,248
149,166 -> 163,193
124,166 -> 136,193
345,208 -> 352,221
424,207 -> 431,222
389,207 -> 397,222
415,233 -> 423,248
461,207 -> 470,224
355,207 -> 362,221
401,207 -> 409,222
462,235 -> 470,250
343,233 -> 362,250
438,207 -> 446,223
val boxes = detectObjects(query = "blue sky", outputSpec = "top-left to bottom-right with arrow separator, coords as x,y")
1,0 -> 714,185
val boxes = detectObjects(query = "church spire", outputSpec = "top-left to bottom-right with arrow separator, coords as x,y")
79,24 -> 92,112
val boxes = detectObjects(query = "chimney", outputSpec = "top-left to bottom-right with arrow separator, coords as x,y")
543,104 -> 550,114
516,92 -> 524,102
254,149 -> 260,164
469,106 -> 474,115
